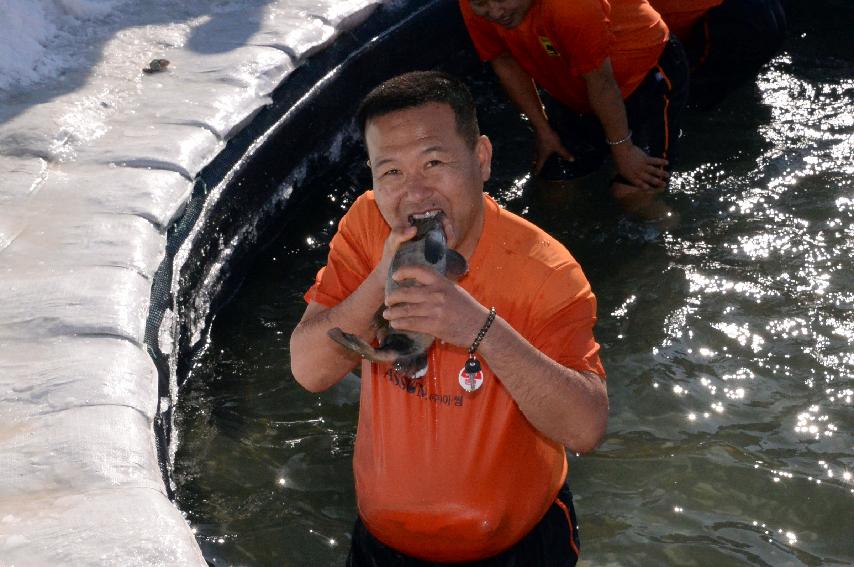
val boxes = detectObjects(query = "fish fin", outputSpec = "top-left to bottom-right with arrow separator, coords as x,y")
445,249 -> 468,280
393,352 -> 429,379
423,231 -> 446,265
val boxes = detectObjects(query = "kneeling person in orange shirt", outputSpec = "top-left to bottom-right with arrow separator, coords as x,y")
649,0 -> 786,109
460,0 -> 690,219
290,71 -> 609,565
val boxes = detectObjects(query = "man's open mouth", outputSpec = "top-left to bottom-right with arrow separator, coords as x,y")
408,209 -> 443,223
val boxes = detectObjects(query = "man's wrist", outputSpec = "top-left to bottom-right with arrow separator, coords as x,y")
606,130 -> 632,146
533,122 -> 556,140
609,139 -> 635,156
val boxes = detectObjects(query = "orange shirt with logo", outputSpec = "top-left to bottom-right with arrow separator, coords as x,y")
305,192 -> 605,562
459,0 -> 669,113
648,0 -> 723,39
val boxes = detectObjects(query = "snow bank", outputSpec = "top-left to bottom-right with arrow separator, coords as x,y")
0,0 -> 405,564
0,0 -> 128,93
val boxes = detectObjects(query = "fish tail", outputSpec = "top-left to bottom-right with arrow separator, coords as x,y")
327,328 -> 397,362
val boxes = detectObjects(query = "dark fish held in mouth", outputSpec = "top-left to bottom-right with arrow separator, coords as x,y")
328,211 -> 467,378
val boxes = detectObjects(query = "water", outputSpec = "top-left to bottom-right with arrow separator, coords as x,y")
173,5 -> 854,565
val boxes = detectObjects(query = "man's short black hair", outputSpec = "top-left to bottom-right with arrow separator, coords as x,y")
357,70 -> 480,148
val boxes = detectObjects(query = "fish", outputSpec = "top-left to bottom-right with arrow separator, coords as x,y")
328,211 -> 467,378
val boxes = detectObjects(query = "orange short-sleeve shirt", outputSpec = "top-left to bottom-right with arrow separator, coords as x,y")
305,192 -> 605,561
459,0 -> 668,112
648,0 -> 723,39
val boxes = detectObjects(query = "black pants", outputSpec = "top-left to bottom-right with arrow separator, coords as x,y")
684,0 -> 787,109
346,483 -> 580,567
539,36 -> 689,182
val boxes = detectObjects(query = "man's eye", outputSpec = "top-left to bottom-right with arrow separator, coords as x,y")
426,160 -> 443,168
381,168 -> 401,177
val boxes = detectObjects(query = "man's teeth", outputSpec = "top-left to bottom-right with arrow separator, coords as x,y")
412,210 -> 440,219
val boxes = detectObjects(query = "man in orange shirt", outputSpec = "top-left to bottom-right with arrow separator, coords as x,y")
290,71 -> 608,565
649,0 -> 786,109
460,0 -> 689,219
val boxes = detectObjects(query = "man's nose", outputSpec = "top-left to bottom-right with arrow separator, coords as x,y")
403,171 -> 433,200
486,3 -> 505,20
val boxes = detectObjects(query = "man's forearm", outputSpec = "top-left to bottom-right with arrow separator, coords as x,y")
490,55 -> 551,132
290,267 -> 386,392
478,316 -> 608,453
584,58 -> 631,144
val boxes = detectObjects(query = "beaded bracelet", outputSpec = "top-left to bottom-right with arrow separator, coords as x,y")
606,130 -> 633,146
462,307 -> 496,377
469,307 -> 497,355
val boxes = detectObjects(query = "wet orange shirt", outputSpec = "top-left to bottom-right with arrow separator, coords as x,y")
305,192 -> 605,562
460,0 -> 669,113
648,0 -> 723,39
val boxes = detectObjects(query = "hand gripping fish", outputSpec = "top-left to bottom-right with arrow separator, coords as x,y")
327,211 -> 467,378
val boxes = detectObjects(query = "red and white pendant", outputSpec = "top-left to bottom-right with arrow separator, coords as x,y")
458,356 -> 484,392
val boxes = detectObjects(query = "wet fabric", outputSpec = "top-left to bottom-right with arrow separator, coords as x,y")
305,192 -> 603,561
539,36 -> 690,182
347,482 -> 581,566
459,0 -> 668,113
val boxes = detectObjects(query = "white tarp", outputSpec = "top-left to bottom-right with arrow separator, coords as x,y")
0,0 -> 384,564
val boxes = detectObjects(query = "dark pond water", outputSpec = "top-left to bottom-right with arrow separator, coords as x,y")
173,4 -> 854,565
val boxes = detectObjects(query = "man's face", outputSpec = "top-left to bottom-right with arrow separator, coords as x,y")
468,0 -> 534,28
365,102 -> 492,257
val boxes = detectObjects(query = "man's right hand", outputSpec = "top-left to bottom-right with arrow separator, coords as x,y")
376,224 -> 417,278
290,222 -> 417,393
533,126 -> 575,174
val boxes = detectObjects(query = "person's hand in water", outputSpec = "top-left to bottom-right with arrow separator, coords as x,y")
611,142 -> 669,192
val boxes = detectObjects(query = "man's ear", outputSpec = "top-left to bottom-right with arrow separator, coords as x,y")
476,135 -> 493,182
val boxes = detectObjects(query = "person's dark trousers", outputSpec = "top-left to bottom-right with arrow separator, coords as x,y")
623,34 -> 690,173
685,0 -> 787,109
539,36 -> 690,183
346,483 -> 580,566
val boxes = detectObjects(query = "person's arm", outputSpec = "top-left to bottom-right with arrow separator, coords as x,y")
383,265 -> 608,453
490,53 -> 575,173
290,225 -> 416,392
583,58 -> 669,191
478,313 -> 608,453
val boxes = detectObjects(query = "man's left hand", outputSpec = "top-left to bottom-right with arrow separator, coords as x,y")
383,265 -> 488,348
611,142 -> 669,192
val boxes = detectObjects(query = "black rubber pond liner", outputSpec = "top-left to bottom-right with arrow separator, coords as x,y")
144,0 -> 475,497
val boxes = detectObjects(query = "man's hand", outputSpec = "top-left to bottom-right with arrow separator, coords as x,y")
533,125 -> 575,174
290,221 -> 418,393
610,142 -> 669,192
386,265 -> 608,452
583,58 -> 669,192
376,223 -> 417,276
382,265 -> 487,348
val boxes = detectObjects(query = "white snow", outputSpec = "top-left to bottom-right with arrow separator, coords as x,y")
0,0 -> 127,93
0,0 -> 387,564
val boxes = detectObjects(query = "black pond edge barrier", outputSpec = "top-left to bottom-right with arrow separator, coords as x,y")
143,0 -> 473,499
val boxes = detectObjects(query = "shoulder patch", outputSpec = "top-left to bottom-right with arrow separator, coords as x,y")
538,36 -> 560,57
